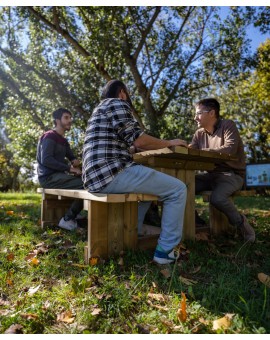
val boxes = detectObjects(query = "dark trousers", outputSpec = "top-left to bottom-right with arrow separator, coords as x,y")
39,172 -> 84,220
195,171 -> 244,226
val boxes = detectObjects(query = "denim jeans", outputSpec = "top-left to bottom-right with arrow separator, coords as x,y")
39,172 -> 84,220
195,171 -> 244,226
100,164 -> 187,252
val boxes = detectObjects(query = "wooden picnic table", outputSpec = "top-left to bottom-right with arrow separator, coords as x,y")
133,146 -> 238,240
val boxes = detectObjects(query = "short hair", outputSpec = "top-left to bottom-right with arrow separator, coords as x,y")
52,108 -> 71,126
195,98 -> 220,118
101,79 -> 134,111
101,79 -> 127,99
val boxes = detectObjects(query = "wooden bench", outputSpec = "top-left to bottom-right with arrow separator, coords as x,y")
200,190 -> 256,235
37,188 -> 159,263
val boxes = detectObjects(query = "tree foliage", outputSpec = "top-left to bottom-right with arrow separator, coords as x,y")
0,6 -> 269,187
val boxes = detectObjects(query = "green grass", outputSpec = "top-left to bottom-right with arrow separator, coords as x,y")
0,192 -> 270,334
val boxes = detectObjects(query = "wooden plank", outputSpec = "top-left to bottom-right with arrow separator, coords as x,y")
123,201 -> 138,250
107,203 -> 124,256
87,201 -> 108,259
209,203 -> 231,235
182,170 -> 195,240
37,188 -> 158,203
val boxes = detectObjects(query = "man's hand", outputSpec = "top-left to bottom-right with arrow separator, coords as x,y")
169,139 -> 188,147
71,159 -> 81,167
70,165 -> 82,176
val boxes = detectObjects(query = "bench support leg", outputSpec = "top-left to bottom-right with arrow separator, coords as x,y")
85,200 -> 138,263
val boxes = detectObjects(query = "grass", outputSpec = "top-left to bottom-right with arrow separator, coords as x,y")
0,192 -> 270,334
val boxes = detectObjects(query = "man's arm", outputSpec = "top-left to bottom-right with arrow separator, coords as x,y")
133,133 -> 187,151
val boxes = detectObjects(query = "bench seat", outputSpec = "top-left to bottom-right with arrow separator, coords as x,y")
37,188 -> 159,263
199,190 -> 256,234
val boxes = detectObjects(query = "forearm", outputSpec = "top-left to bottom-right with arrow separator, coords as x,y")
133,133 -> 187,151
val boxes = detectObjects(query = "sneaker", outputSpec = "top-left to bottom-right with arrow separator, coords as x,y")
258,273 -> 270,288
153,245 -> 180,264
75,212 -> 87,220
239,214 -> 255,242
58,217 -> 78,231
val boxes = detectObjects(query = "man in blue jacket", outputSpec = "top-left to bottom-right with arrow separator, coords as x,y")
37,108 -> 83,230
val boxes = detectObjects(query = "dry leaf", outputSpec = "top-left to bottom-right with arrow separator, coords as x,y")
20,313 -> 39,320
57,310 -> 75,323
71,263 -> 88,268
147,293 -> 166,302
195,232 -> 209,241
89,257 -> 98,266
179,276 -> 198,286
24,252 -> 36,261
4,324 -> 23,334
118,257 -> 124,266
160,268 -> 171,279
7,253 -> 15,261
212,314 -> 234,331
177,292 -> 187,322
30,257 -> 40,266
28,285 -> 40,296
91,308 -> 102,316
147,300 -> 168,311
189,266 -> 201,274
6,211 -> 14,216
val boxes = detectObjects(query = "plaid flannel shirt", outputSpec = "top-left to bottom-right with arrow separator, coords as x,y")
82,98 -> 144,192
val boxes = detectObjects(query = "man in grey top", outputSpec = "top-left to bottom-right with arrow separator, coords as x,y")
189,98 -> 255,242
37,108 -> 84,231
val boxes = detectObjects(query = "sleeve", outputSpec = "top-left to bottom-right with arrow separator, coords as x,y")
40,138 -> 70,172
189,131 -> 200,149
110,100 -> 144,145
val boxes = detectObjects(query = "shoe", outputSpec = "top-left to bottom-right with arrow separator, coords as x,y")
75,212 -> 87,220
239,214 -> 255,242
58,217 -> 78,231
153,245 -> 180,264
258,273 -> 270,288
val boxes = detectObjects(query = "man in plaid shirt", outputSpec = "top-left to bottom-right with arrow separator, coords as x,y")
82,80 -> 187,264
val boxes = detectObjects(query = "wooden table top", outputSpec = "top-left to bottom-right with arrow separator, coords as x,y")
133,146 -> 238,170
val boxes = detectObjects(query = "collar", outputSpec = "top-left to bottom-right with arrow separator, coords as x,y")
204,118 -> 222,135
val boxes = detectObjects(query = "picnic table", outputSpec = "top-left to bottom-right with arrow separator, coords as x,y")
133,146 -> 238,240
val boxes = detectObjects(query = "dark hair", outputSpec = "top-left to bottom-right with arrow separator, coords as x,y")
52,108 -> 71,126
101,79 -> 134,110
195,98 -> 220,118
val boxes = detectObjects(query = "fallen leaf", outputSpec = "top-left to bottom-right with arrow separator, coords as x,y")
30,257 -> 40,266
212,314 -> 234,331
6,211 -> 14,216
189,266 -> 201,274
160,268 -> 171,279
24,252 -> 36,261
89,257 -> 98,266
147,300 -> 169,311
71,263 -> 88,268
179,276 -> 198,286
7,253 -> 15,262
91,308 -> 102,316
28,285 -> 40,296
57,310 -> 75,323
118,257 -> 124,266
177,292 -> 187,322
147,293 -> 166,302
4,324 -> 23,334
195,232 -> 209,241
20,313 -> 39,320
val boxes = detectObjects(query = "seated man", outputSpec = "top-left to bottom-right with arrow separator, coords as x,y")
189,98 -> 255,242
82,79 -> 187,264
37,108 -> 84,231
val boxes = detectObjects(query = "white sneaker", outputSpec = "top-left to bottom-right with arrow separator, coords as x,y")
58,217 -> 78,231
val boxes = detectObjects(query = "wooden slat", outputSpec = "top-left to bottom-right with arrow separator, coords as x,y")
37,188 -> 158,203
107,203 -> 124,256
87,201 -> 108,258
123,202 -> 138,250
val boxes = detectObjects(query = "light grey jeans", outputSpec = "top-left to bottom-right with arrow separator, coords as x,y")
195,171 -> 244,226
100,164 -> 187,252
38,172 -> 84,220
